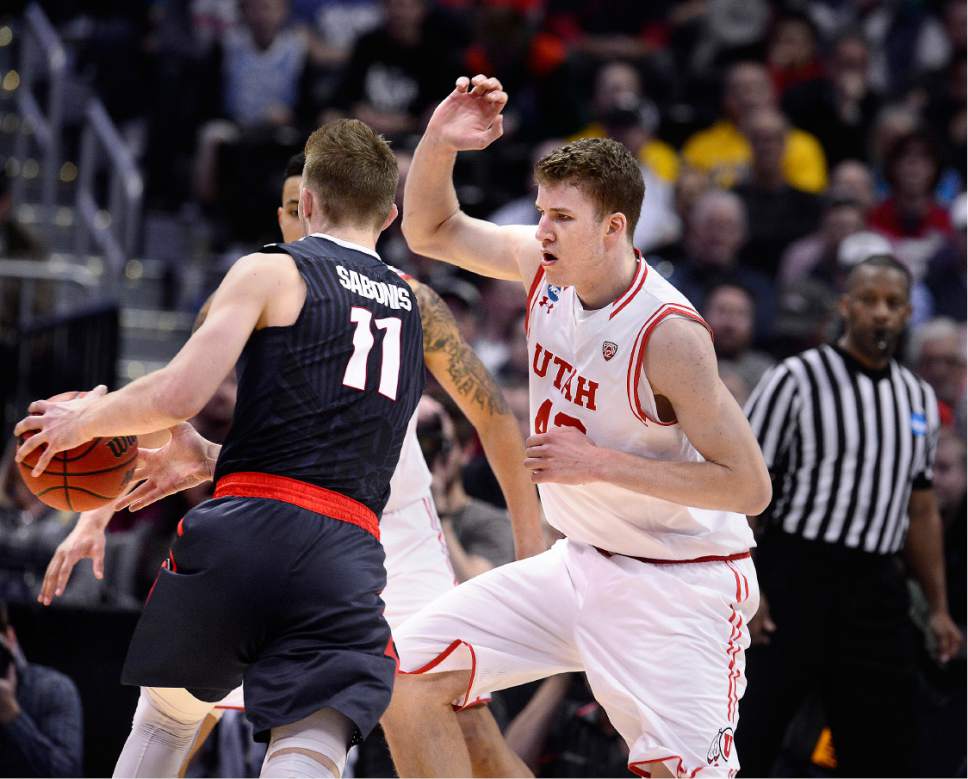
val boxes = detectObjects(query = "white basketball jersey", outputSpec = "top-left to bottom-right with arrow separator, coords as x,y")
384,267 -> 433,514
524,258 -> 755,559
384,408 -> 433,513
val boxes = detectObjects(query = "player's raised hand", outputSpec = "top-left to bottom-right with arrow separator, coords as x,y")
14,385 -> 107,476
114,422 -> 216,512
38,506 -> 112,606
524,427 -> 599,485
427,74 -> 508,152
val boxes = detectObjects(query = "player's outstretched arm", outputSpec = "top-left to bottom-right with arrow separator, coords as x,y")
38,503 -> 113,605
15,253 -> 288,475
524,318 -> 773,515
403,75 -> 541,289
412,280 -> 545,558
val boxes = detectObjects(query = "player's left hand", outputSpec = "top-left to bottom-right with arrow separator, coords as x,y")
13,385 -> 108,477
524,428 -> 599,485
928,609 -> 964,664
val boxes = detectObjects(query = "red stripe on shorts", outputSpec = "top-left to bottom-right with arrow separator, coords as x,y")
215,471 -> 379,540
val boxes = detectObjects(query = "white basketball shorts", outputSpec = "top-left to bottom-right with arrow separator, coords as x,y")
393,537 -> 759,777
214,491 -> 459,714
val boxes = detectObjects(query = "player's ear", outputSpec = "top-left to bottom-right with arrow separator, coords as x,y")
380,203 -> 399,233
299,187 -> 313,223
604,212 -> 627,245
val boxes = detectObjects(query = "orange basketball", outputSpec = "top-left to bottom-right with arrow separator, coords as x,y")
16,391 -> 139,511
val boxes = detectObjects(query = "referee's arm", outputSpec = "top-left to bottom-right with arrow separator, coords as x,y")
905,489 -> 964,662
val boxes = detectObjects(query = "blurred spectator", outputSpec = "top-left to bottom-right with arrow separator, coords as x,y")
0,444 -> 77,604
416,397 -> 515,581
778,195 -> 866,290
782,31 -> 882,167
0,602 -> 83,777
702,283 -> 774,397
433,277 -> 482,355
329,0 -> 464,136
292,0 -> 382,71
933,429 -> 966,628
923,192 -> 967,322
490,139 -> 564,226
828,158 -> 877,215
598,100 -> 680,250
769,278 -> 837,359
735,107 -> 824,276
193,0 -> 314,202
498,312 -> 530,385
862,0 -> 951,97
570,61 -> 679,183
505,673 -> 629,778
461,5 -> 573,140
766,12 -> 823,96
907,317 -> 967,429
542,0 -> 671,63
474,280 -> 525,375
682,61 -> 828,192
869,131 -> 954,281
668,189 -> 775,343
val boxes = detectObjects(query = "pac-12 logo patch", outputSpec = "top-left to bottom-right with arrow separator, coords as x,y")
707,727 -> 734,765
602,341 -> 618,361
911,411 -> 927,436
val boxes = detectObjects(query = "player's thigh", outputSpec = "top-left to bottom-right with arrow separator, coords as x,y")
393,540 -> 583,707
381,498 -> 456,631
575,549 -> 758,777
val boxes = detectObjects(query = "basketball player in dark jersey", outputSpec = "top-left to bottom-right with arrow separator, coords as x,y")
39,150 -> 545,778
16,119 -> 424,778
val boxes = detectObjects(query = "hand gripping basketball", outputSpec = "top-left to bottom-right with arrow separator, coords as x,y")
13,386 -> 139,511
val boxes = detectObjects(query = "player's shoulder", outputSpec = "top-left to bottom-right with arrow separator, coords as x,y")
225,251 -> 300,288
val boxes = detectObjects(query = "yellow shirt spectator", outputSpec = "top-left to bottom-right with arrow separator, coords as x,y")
682,120 -> 827,192
570,122 -> 680,183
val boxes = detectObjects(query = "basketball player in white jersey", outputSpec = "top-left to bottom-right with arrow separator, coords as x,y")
39,152 -> 541,778
382,75 -> 773,778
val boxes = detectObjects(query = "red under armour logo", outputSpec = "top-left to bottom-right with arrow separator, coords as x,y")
538,296 -> 555,313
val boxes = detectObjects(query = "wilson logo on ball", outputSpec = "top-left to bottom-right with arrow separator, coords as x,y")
106,436 -> 137,458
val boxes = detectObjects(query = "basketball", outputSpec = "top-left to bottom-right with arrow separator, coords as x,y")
16,391 -> 139,512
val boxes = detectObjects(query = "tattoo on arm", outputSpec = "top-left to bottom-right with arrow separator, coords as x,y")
413,280 -> 510,416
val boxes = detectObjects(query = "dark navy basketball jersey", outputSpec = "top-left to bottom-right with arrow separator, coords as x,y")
213,233 -> 424,517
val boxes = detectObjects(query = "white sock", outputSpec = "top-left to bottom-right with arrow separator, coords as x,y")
113,687 -> 213,778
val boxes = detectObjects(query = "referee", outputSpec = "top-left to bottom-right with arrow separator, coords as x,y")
736,255 -> 963,777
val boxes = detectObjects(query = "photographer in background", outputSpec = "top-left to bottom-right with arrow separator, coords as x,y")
416,396 -> 515,581
0,602 -> 82,777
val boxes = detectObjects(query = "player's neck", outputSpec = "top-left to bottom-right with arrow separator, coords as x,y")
574,247 -> 639,310
307,221 -> 380,252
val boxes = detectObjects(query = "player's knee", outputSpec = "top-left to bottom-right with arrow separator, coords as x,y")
388,669 -> 471,711
142,686 -> 213,727
260,707 -> 353,779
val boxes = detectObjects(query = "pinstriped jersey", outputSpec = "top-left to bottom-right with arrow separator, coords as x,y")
745,344 -> 939,554
524,257 -> 755,559
214,233 -> 424,517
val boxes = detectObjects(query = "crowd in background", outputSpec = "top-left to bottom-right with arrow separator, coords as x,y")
0,0 -> 965,776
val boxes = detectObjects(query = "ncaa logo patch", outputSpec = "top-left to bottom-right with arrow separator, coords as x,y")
546,284 -> 561,302
602,341 -> 618,361
911,412 -> 927,436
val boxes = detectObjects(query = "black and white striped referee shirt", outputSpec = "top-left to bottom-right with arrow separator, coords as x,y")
745,343 -> 940,555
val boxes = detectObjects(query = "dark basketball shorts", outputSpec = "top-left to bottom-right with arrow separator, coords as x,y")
121,472 -> 396,743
